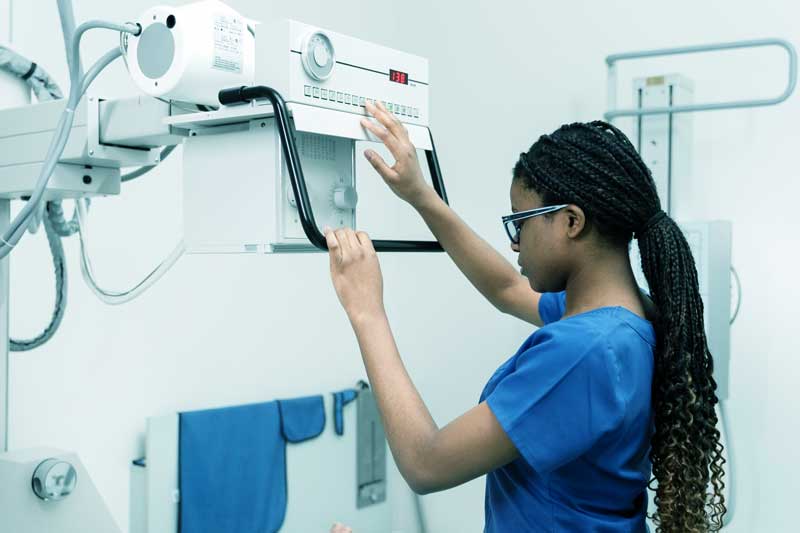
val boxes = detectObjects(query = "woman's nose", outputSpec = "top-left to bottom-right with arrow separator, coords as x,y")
511,243 -> 520,253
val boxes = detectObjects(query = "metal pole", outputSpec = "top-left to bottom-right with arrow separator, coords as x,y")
1,199 -> 10,452
606,62 -> 618,123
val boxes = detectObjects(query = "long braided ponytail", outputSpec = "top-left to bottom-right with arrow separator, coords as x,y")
514,121 -> 726,532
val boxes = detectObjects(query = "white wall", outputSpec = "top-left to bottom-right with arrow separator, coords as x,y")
0,0 -> 10,42
6,0 -> 800,532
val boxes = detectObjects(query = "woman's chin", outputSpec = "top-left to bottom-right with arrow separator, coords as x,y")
525,275 -> 547,294
523,273 -> 537,290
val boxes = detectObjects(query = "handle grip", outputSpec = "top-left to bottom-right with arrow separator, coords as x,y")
219,85 -> 448,252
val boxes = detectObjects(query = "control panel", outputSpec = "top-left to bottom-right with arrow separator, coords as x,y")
255,19 -> 429,126
302,84 -> 421,119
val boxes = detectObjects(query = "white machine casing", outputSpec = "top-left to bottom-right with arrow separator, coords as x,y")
175,18 -> 434,253
0,96 -> 186,200
181,117 -> 359,253
127,0 -> 256,106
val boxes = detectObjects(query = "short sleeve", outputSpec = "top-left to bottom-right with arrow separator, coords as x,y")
486,326 -> 624,474
538,291 -> 567,325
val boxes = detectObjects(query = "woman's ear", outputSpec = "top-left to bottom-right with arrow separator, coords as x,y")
563,205 -> 587,239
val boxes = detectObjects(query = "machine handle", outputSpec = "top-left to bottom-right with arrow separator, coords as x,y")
218,85 -> 447,252
605,38 -> 797,120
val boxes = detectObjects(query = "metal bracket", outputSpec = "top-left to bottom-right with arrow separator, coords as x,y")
86,96 -> 160,167
356,388 -> 386,508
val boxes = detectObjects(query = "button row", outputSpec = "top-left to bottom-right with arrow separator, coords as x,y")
304,85 -> 420,118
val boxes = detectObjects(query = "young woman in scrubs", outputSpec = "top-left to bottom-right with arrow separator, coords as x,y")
324,102 -> 726,532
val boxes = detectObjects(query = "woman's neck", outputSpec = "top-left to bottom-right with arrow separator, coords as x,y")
562,249 -> 646,319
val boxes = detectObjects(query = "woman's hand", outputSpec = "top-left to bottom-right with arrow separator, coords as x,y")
325,227 -> 385,325
329,522 -> 353,533
360,101 -> 431,206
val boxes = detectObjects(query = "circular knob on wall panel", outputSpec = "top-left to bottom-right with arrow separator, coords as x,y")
333,186 -> 358,210
301,31 -> 335,81
32,458 -> 78,501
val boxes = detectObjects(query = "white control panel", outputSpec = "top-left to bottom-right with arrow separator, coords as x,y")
302,84 -> 421,120
255,19 -> 430,126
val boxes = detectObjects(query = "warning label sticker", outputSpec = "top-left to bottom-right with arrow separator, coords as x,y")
213,14 -> 243,73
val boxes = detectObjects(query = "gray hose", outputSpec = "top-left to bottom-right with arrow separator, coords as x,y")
0,45 -> 63,101
9,203 -> 68,352
79,47 -> 121,95
47,199 -> 89,237
1,20 -> 133,348
56,0 -> 83,78
1,44 -> 70,350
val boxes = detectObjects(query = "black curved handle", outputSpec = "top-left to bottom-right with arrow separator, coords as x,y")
219,85 -> 449,252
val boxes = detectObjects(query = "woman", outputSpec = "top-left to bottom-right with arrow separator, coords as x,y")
324,101 -> 726,532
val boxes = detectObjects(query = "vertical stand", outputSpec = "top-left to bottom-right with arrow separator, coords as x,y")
632,74 -> 694,215
1,199 -> 10,452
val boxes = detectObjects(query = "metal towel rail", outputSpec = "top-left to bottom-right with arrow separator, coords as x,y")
605,38 -> 797,120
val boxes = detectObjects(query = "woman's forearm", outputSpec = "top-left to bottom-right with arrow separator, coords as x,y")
350,312 -> 438,490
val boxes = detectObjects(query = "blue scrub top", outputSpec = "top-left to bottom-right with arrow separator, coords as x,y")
481,291 -> 655,532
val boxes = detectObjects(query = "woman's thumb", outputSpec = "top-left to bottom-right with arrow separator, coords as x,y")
364,149 -> 398,182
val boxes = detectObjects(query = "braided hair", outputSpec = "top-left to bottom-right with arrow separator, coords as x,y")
514,121 -> 726,532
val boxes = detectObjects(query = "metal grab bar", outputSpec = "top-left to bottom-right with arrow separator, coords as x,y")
605,38 -> 797,120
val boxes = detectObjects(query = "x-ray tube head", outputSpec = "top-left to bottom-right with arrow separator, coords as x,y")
126,0 -> 256,106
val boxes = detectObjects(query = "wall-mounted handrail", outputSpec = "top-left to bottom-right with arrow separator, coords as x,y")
605,38 -> 797,120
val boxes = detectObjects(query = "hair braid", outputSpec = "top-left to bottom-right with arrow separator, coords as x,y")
514,121 -> 726,532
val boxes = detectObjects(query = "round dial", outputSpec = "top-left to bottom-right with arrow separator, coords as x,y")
332,186 -> 358,210
301,31 -> 335,81
32,459 -> 78,501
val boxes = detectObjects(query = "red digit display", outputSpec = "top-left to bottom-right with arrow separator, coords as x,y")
390,69 -> 408,85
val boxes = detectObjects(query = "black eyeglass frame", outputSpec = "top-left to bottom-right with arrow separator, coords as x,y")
501,204 -> 569,244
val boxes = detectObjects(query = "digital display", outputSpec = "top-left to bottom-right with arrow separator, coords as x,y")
389,69 -> 409,85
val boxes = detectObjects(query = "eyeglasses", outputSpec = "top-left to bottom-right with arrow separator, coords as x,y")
502,204 -> 569,244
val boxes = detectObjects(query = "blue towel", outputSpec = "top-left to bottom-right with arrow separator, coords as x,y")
279,395 -> 326,443
179,395 -> 325,533
332,389 -> 359,436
